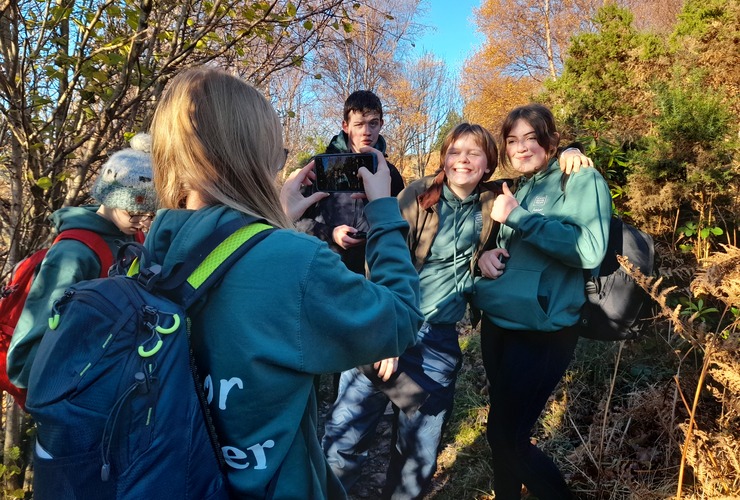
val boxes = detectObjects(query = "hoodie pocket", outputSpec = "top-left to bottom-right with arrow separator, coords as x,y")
472,269 -> 554,331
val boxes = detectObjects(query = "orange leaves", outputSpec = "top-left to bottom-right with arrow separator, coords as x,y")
460,0 -> 629,132
460,47 -> 539,132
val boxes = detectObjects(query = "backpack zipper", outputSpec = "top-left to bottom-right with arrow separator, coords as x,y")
100,369 -> 150,481
49,289 -> 120,330
188,317 -> 227,471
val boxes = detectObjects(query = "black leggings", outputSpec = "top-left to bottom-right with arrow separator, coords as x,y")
480,317 -> 579,500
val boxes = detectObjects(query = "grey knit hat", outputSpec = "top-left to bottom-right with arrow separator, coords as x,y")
91,133 -> 156,213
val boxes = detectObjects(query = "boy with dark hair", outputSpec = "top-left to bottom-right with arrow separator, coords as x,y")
296,90 -> 405,274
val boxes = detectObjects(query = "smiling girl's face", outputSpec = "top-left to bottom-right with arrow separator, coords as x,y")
444,134 -> 488,199
505,118 -> 550,177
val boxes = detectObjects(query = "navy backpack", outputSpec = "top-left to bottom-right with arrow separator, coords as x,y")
25,218 -> 273,499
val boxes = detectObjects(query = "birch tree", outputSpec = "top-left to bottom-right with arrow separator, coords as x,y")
0,0 -> 349,269
308,0 -> 423,124
384,53 -> 457,178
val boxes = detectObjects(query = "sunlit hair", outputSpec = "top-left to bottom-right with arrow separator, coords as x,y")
343,90 -> 383,121
499,103 -> 560,175
150,67 -> 291,228
417,123 -> 498,210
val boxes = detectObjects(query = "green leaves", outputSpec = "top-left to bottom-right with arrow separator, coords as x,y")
700,226 -> 723,239
36,177 -> 53,190
678,221 -> 698,238
676,220 -> 724,257
654,80 -> 731,146
679,297 -> 719,322
0,446 -> 23,498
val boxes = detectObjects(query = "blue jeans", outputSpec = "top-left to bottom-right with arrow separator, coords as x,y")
481,317 -> 579,500
322,323 -> 461,499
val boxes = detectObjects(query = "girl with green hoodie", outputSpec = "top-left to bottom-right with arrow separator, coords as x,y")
473,104 -> 612,499
7,133 -> 156,392
323,123 -> 503,499
144,67 -> 423,499
322,123 -> 592,499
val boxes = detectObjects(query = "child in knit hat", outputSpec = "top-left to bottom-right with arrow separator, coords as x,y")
92,132 -> 157,235
7,133 -> 157,391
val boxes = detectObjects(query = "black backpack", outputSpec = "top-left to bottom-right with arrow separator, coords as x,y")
25,218 -> 274,499
578,216 -> 655,341
562,173 -> 655,341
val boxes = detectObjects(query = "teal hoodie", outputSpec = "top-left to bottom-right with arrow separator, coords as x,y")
417,184 -> 482,324
472,159 -> 611,331
143,201 -> 422,499
7,205 -> 139,388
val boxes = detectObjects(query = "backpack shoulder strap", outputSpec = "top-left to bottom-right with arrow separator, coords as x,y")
162,217 -> 274,474
53,229 -> 114,278
160,218 -> 275,308
560,172 -> 570,193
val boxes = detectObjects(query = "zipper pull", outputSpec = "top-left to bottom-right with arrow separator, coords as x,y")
48,291 -> 74,330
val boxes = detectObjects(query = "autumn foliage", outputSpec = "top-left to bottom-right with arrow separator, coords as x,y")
448,0 -> 740,498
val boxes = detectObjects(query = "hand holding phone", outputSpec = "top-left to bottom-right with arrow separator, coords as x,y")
356,147 -> 391,201
333,225 -> 366,249
280,161 -> 329,221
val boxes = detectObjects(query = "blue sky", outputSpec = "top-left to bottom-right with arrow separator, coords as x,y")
410,0 -> 484,74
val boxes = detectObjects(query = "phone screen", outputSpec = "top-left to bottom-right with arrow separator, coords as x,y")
313,153 -> 377,192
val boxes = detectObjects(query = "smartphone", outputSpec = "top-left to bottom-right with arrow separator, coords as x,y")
313,153 -> 377,192
348,231 -> 367,239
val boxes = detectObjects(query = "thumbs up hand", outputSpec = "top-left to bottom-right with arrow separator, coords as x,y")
491,182 -> 519,223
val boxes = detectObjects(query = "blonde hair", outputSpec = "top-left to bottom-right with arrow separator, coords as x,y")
150,67 -> 291,228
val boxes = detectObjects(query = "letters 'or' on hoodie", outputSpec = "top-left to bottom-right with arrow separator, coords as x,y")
143,201 -> 423,499
472,159 -> 611,332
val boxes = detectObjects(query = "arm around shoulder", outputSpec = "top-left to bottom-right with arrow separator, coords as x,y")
561,168 -> 612,267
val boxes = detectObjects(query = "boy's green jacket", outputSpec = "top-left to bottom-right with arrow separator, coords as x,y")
472,159 -> 612,331
144,201 -> 422,499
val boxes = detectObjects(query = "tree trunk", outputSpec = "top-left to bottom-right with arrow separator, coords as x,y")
544,0 -> 557,79
3,396 -> 26,493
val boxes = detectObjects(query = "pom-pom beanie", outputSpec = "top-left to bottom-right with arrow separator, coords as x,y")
91,133 -> 156,213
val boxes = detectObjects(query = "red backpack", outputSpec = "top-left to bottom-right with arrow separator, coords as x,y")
0,229 -> 117,408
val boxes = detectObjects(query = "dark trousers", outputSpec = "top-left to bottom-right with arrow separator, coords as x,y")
480,316 -> 579,500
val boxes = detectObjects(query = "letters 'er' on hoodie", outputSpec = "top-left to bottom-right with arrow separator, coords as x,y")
143,201 -> 423,499
472,158 -> 612,332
